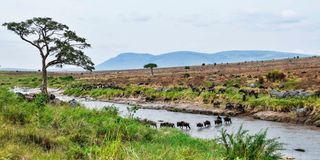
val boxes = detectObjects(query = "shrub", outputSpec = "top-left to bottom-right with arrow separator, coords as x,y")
59,76 -> 75,81
266,70 -> 286,82
34,93 -> 49,107
220,126 -> 283,160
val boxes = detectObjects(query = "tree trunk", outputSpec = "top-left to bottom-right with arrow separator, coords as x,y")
150,68 -> 154,76
41,59 -> 48,95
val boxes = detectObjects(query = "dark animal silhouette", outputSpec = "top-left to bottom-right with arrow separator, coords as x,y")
196,123 -> 204,128
217,115 -> 222,121
239,89 -> 259,99
294,148 -> 305,152
214,119 -> 222,126
177,121 -> 191,129
160,122 -> 174,128
204,120 -> 211,127
225,103 -> 234,110
224,116 -> 232,124
242,94 -> 246,101
140,119 -> 157,128
235,104 -> 245,113
148,120 -> 157,128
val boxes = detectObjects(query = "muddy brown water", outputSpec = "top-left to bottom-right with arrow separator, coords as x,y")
14,87 -> 320,160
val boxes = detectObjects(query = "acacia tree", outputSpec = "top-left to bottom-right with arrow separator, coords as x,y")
3,17 -> 94,94
143,63 -> 157,76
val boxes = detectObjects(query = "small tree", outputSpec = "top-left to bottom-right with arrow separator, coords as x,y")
144,63 -> 157,76
3,17 -> 94,94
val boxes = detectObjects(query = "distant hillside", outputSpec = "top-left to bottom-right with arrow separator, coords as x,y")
96,50 -> 309,70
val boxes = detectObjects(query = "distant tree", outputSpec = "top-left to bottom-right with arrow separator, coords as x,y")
202,63 -> 205,66
3,17 -> 94,94
144,63 -> 157,76
184,66 -> 190,70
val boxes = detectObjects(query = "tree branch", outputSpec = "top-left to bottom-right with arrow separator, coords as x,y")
46,59 -> 62,68
19,34 -> 44,57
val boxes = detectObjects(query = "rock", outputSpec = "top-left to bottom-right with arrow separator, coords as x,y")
295,108 -> 307,117
253,111 -> 293,122
249,83 -> 256,88
294,148 -> 305,152
68,99 -> 78,107
49,94 -> 56,100
16,92 -> 26,99
282,155 -> 295,160
270,89 -> 313,99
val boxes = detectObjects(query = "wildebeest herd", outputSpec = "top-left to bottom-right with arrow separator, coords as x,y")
139,115 -> 232,130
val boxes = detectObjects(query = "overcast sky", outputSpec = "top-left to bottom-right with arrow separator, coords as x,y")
1,0 -> 320,69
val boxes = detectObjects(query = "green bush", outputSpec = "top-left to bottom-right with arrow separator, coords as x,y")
220,126 -> 283,160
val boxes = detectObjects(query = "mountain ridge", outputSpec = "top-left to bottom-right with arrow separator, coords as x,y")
96,50 -> 310,70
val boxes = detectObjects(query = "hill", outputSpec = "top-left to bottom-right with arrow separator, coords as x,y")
96,50 -> 308,70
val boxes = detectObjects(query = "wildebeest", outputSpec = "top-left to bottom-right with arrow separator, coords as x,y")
225,103 -> 234,110
177,121 -> 191,129
196,123 -> 204,128
239,89 -> 258,98
160,122 -> 175,128
204,120 -> 211,127
141,119 -> 157,128
213,101 -> 221,108
235,104 -> 245,113
224,116 -> 232,124
214,119 -> 222,126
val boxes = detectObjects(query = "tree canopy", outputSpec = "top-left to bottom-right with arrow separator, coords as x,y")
3,17 -> 94,94
3,17 -> 94,71
144,63 -> 157,69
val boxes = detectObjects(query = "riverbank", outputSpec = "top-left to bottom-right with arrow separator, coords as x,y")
88,96 -> 320,128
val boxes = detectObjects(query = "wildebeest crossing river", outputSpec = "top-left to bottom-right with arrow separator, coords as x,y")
14,87 -> 320,160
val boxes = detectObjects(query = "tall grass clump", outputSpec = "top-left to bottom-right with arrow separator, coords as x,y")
220,126 -> 283,160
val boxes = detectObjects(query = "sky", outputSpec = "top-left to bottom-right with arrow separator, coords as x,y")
0,0 -> 320,69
